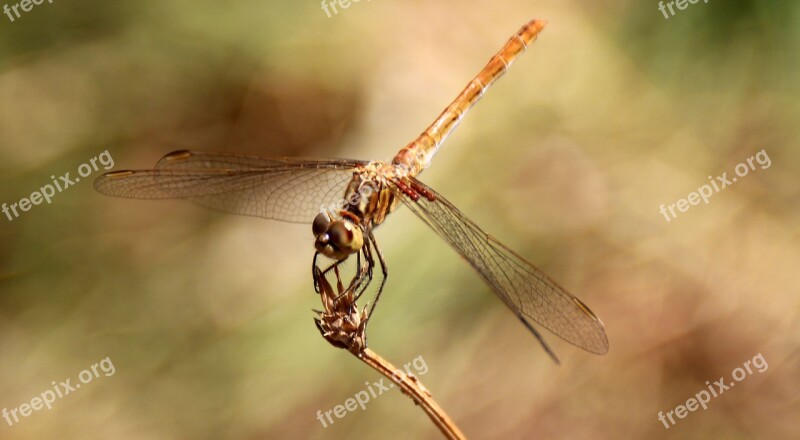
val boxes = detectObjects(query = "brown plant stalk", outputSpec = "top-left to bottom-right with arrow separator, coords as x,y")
313,265 -> 466,440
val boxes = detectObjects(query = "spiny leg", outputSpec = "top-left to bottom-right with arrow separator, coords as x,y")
363,231 -> 389,329
352,240 -> 376,302
352,245 -> 370,293
313,252 -> 351,294
326,240 -> 375,306
313,252 -> 338,294
312,251 -> 324,293
333,254 -> 370,306
326,237 -> 376,306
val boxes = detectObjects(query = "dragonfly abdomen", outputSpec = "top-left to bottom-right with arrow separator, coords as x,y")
392,19 -> 547,177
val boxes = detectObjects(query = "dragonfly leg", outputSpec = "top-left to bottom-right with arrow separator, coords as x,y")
364,231 -> 388,324
312,252 -> 337,294
333,258 -> 369,306
314,254 -> 349,294
329,231 -> 375,306
312,252 -> 324,293
353,247 -> 373,295
352,241 -> 375,302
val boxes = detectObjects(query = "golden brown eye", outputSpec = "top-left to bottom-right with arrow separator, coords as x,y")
312,212 -> 331,237
329,222 -> 353,246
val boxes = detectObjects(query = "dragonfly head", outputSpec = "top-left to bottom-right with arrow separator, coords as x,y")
312,211 -> 364,260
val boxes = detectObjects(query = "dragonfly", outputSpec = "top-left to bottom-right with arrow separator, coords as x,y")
94,19 -> 608,362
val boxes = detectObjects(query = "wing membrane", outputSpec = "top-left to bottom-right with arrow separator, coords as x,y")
94,150 -> 366,223
394,177 -> 609,354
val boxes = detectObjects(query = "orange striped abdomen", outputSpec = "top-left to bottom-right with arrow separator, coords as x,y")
393,19 -> 547,177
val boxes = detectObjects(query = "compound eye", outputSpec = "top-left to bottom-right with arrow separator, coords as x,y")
312,212 -> 331,237
329,222 -> 354,247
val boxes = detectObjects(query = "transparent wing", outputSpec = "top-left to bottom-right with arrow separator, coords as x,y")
94,150 -> 367,223
393,177 -> 609,354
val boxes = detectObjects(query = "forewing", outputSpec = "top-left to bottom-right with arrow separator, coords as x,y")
393,177 -> 609,354
94,150 -> 366,223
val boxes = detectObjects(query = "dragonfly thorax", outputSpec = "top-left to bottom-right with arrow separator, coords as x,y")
346,165 -> 402,229
312,211 -> 364,261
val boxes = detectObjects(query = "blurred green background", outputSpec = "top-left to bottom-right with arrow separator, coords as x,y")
1,0 -> 798,439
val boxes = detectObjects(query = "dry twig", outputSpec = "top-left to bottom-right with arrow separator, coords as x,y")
313,265 -> 466,440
